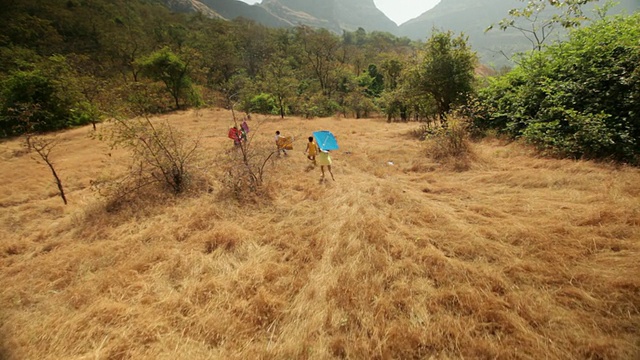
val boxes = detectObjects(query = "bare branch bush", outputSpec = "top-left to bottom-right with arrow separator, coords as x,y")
105,116 -> 201,197
7,102 -> 68,204
218,107 -> 278,202
94,83 -> 203,208
220,140 -> 277,202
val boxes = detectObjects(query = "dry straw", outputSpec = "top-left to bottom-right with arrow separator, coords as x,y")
0,109 -> 638,359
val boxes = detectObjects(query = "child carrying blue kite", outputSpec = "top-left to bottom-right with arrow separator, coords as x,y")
317,149 -> 335,181
312,130 -> 338,181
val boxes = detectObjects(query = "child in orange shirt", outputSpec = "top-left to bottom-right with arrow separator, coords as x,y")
305,136 -> 319,165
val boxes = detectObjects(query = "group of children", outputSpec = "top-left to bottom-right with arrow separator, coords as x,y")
229,124 -> 335,181
302,134 -> 335,181
227,120 -> 250,146
275,130 -> 334,181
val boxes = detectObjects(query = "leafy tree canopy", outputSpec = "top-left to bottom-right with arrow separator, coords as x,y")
473,13 -> 640,163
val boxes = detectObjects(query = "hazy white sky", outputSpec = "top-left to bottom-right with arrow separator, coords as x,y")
237,0 -> 441,26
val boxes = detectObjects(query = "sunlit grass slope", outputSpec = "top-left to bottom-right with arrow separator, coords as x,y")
1,109 -> 639,359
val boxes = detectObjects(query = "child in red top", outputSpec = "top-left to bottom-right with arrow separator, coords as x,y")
228,127 -> 241,146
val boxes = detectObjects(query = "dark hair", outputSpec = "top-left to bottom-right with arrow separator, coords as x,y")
276,131 -> 280,135
308,136 -> 313,142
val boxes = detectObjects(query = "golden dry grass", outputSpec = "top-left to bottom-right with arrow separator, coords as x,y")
0,108 -> 639,359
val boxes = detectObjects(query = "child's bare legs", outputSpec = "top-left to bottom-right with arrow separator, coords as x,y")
327,165 -> 335,181
320,165 -> 325,179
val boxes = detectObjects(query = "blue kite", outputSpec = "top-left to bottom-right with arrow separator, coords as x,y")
313,130 -> 339,151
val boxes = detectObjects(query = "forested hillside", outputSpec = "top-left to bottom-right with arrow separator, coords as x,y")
0,0 -> 468,137
160,0 -> 640,67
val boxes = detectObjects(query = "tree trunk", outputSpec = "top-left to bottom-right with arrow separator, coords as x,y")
47,161 -> 67,205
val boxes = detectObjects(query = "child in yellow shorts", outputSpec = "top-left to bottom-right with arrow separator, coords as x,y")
317,149 -> 335,181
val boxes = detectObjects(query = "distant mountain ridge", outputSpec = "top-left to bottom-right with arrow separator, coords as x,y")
162,0 -> 397,33
397,0 -> 639,66
398,0 -> 520,66
198,0 -> 292,27
162,0 -> 223,19
164,0 -> 639,37
261,0 -> 397,33
161,0 -> 640,67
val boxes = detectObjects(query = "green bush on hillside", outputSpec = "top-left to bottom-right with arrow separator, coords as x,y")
249,93 -> 278,115
0,56 -> 94,137
137,47 -> 198,110
472,13 -> 640,163
298,95 -> 340,119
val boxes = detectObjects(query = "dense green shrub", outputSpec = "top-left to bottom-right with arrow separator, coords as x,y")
298,95 -> 340,119
249,93 -> 278,115
472,13 -> 640,163
137,47 -> 197,110
0,69 -> 92,137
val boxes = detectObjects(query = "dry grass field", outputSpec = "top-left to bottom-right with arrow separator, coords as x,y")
0,108 -> 639,359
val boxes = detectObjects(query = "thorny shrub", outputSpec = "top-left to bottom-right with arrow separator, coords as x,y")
218,121 -> 278,203
94,115 -> 201,207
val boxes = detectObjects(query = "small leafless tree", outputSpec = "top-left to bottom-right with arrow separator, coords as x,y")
108,114 -> 200,196
221,104 -> 278,200
31,136 -> 68,205
95,83 -> 201,204
9,103 -> 68,204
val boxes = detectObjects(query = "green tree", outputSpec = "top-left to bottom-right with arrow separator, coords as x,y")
413,30 -> 477,122
190,19 -> 242,89
295,26 -> 343,97
377,55 -> 407,121
103,5 -> 150,82
260,61 -> 298,118
232,19 -> 273,79
364,64 -> 384,97
380,57 -> 404,87
341,29 -> 367,75
473,13 -> 640,163
138,47 -> 194,109
255,29 -> 301,118
0,55 -> 90,136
